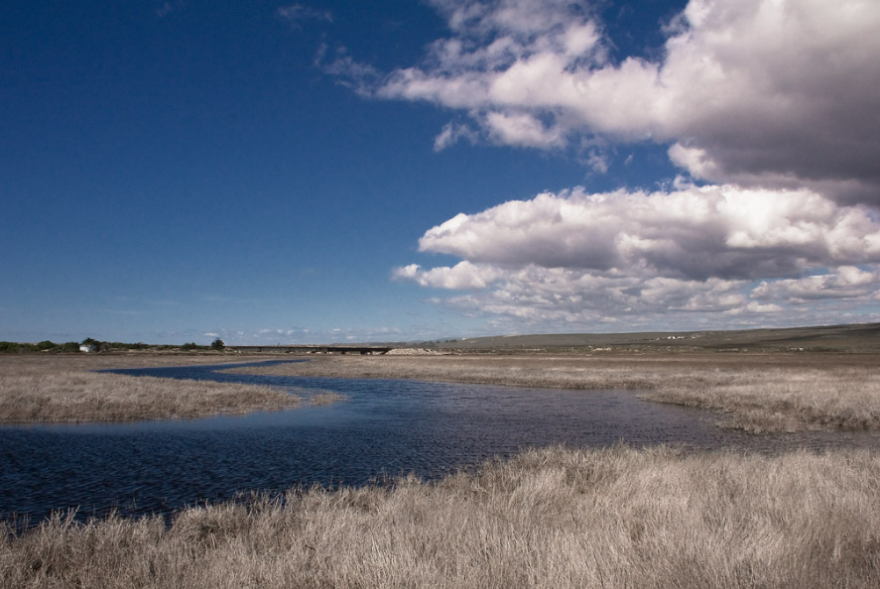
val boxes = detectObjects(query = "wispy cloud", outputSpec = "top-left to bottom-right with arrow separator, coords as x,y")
155,1 -> 183,18
317,45 -> 382,92
277,4 -> 333,28
433,121 -> 480,151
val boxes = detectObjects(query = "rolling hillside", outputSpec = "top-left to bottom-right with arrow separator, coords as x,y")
421,323 -> 880,353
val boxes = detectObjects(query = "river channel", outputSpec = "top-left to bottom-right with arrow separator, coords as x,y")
2,360 -> 878,524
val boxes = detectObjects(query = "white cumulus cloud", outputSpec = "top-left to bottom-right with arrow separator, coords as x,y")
334,0 -> 880,330
355,0 -> 880,203
753,267 -> 880,303
396,185 -> 880,329
417,185 -> 880,280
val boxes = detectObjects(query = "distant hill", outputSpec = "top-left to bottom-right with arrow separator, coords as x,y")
418,323 -> 880,353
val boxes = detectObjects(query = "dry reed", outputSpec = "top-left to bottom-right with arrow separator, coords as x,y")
229,353 -> 880,433
645,365 -> 880,433
3,445 -> 880,588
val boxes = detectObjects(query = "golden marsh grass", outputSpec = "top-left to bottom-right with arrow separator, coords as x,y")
4,445 -> 880,588
229,353 -> 880,433
0,354 -> 343,423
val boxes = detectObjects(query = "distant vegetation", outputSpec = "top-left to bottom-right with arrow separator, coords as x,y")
0,341 -> 80,354
0,337 -> 226,354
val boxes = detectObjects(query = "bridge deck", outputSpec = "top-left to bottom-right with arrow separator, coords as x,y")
228,345 -> 393,355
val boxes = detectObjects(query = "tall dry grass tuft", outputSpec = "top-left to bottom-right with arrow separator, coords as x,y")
3,445 -> 880,588
645,365 -> 880,433
308,390 -> 348,406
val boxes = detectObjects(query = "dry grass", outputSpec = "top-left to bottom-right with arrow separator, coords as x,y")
308,390 -> 349,406
0,354 -> 339,423
0,353 -> 266,375
0,372 -> 304,423
644,366 -> 880,434
3,444 -> 880,588
228,353 -> 880,433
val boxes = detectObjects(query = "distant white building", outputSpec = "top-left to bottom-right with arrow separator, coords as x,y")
79,344 -> 99,353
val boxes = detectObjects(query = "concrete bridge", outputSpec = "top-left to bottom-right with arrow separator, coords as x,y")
228,345 -> 394,355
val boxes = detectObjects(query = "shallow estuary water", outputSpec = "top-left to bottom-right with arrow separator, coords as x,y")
2,360 -> 879,524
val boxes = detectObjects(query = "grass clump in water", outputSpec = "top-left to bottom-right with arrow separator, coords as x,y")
0,355 -> 344,423
0,372 -> 304,423
309,390 -> 348,406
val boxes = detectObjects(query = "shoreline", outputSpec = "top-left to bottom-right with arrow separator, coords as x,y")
227,352 -> 880,434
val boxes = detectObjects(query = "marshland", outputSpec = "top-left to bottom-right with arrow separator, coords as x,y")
0,354 -> 343,424
3,327 -> 880,588
233,351 -> 880,434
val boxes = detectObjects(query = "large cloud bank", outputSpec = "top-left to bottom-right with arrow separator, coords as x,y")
394,186 -> 880,329
355,0 -> 880,330
371,0 -> 880,203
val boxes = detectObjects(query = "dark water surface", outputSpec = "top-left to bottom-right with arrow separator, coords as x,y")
2,360 -> 878,524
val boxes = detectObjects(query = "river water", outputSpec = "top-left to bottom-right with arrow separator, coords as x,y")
1,360 -> 878,524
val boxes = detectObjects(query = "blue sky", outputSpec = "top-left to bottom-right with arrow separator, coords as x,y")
2,0 -> 880,345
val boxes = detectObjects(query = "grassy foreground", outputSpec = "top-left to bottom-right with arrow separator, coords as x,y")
0,355 -> 340,423
229,353 -> 880,434
3,445 -> 880,588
